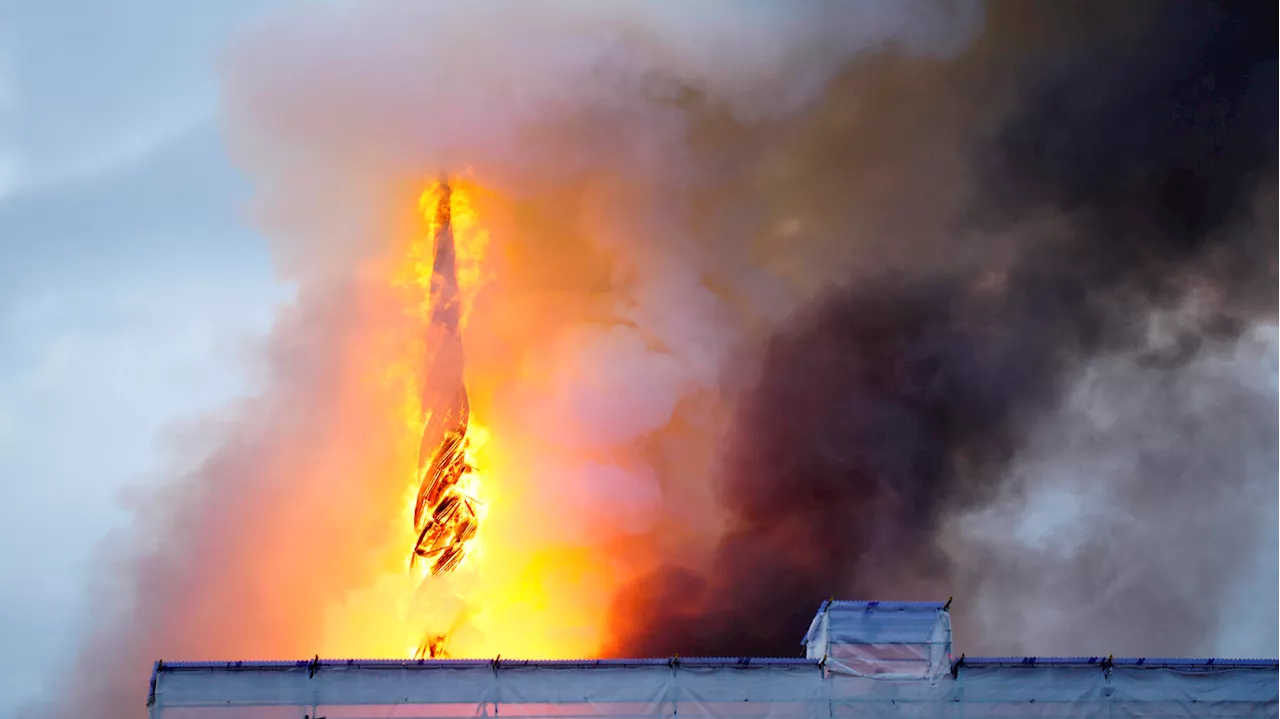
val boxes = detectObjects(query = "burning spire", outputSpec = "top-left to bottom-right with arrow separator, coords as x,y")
410,177 -> 482,622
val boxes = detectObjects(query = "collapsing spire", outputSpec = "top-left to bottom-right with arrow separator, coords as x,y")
411,178 -> 481,582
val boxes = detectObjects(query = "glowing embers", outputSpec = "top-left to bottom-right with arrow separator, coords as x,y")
411,418 -> 480,576
416,634 -> 450,660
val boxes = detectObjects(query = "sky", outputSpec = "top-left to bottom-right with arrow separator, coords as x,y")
0,1 -> 290,713
0,2 -> 1275,716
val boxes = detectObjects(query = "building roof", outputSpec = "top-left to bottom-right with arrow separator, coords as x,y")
146,600 -> 1280,718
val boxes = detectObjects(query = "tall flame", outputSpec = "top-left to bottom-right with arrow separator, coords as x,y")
325,174 -> 621,662
405,177 -> 489,656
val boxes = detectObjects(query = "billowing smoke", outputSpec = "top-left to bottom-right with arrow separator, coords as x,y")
38,2 -> 987,717
607,0 -> 1277,658
38,0 -> 1277,716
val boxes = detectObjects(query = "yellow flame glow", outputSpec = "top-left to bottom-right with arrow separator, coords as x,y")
323,176 -> 620,662
398,179 -> 491,330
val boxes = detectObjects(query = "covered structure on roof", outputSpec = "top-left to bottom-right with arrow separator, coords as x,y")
147,600 -> 1279,718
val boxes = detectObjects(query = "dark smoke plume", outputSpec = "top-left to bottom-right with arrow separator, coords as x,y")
607,0 -> 1276,658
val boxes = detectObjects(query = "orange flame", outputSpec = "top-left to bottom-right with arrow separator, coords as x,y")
404,178 -> 490,655
318,176 -> 628,662
400,179 -> 490,330
407,179 -> 483,588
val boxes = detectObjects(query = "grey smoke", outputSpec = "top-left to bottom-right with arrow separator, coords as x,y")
37,1 -> 991,717
32,0 -> 1280,714
606,0 -> 1277,658
948,320 -> 1278,658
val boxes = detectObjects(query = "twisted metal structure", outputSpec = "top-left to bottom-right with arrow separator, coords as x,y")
411,178 -> 481,586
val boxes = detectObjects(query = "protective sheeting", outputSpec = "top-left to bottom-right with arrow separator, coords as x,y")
801,600 -> 952,681
149,657 -> 1278,719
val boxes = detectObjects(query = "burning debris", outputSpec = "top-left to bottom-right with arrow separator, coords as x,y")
417,634 -> 450,660
410,179 -> 482,596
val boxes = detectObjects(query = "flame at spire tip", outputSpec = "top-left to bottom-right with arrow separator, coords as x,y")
408,175 -> 487,655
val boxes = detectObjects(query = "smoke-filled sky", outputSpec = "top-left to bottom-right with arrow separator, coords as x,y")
1,2 -> 1276,718
0,1 -> 291,714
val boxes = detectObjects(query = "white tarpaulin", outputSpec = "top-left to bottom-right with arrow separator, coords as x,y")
802,600 -> 952,681
149,657 -> 1278,718
148,601 -> 1277,718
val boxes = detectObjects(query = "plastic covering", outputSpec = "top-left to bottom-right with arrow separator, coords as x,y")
802,600 -> 951,680
149,600 -> 1276,718
150,657 -> 1278,718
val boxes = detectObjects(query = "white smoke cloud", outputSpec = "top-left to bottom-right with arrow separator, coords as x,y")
225,0 -> 983,187
40,2 -> 986,716
946,321 -> 1279,657
221,0 -> 986,588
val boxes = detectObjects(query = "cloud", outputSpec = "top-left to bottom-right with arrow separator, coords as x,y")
0,123 -> 251,278
0,266 -> 284,715
35,2 -> 986,715
0,4 -> 290,713
0,0 -> 279,189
